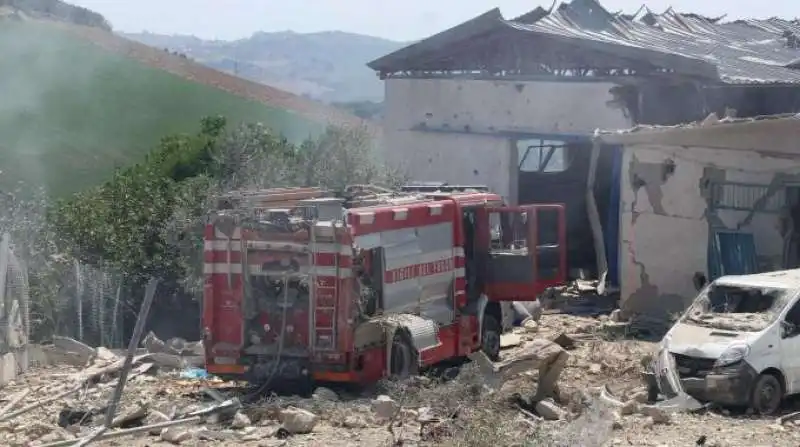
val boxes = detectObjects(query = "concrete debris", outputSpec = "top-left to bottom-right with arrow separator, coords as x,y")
160,426 -> 193,444
3,313 -> 797,446
534,399 -> 565,420
312,386 -> 340,402
371,395 -> 399,420
522,318 -> 540,333
231,411 -> 252,429
278,407 -> 318,434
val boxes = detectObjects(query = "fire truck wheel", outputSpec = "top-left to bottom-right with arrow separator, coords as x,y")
481,315 -> 501,361
389,330 -> 419,379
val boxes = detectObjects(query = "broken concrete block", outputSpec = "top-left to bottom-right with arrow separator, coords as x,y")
549,332 -> 576,350
612,411 -> 624,430
278,407 -> 318,434
160,427 -> 192,444
535,400 -> 565,421
640,405 -> 671,424
609,309 -> 624,322
0,352 -> 16,387
94,347 -> 119,363
371,395 -> 399,420
522,319 -> 539,333
343,415 -> 370,428
620,399 -> 639,416
312,386 -> 339,402
589,363 -> 603,374
500,333 -> 523,348
52,336 -> 94,366
231,411 -> 251,429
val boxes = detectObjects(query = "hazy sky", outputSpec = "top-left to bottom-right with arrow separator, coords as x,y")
70,0 -> 795,42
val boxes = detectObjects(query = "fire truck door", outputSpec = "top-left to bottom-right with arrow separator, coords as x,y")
528,204 -> 567,293
482,205 -> 566,301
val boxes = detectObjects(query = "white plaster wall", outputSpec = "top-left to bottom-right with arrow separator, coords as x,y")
619,145 -> 800,317
382,78 -> 632,203
384,129 -> 514,202
384,78 -> 632,134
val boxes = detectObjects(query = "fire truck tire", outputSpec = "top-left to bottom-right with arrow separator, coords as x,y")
389,330 -> 419,380
481,315 -> 501,362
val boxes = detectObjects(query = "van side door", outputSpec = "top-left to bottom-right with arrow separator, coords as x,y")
780,299 -> 800,394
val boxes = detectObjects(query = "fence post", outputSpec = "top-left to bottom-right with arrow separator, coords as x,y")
0,233 -> 9,322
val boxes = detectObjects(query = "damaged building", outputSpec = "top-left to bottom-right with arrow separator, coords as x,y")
368,0 -> 800,296
597,114 -> 800,318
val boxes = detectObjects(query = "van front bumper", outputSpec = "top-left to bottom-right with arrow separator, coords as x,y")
646,353 -> 757,407
680,361 -> 757,406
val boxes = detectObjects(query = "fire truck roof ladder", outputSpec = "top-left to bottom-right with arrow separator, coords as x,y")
310,221 -> 339,352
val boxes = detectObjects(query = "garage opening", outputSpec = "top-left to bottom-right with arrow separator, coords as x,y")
516,138 -> 620,284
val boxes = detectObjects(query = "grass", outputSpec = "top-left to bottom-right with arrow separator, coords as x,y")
0,20 -> 326,195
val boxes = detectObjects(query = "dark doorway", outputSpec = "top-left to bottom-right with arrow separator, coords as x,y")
516,138 -> 620,283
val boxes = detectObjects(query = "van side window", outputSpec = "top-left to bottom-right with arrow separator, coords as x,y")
786,301 -> 800,326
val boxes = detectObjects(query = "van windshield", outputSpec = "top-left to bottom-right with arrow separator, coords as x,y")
681,283 -> 791,332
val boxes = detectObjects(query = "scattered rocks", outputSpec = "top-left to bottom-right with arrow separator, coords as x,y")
231,411 -> 252,429
342,415 -> 370,429
278,407 -> 318,434
535,399 -> 566,421
522,318 -> 540,333
160,427 -> 193,444
640,406 -> 671,425
611,411 -> 624,430
371,395 -> 399,420
620,399 -> 639,416
312,387 -> 340,402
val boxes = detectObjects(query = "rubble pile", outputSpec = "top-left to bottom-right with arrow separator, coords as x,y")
1,317 -> 800,446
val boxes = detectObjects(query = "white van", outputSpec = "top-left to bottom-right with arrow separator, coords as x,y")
648,269 -> 800,415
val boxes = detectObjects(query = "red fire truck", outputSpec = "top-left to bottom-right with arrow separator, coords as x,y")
203,185 -> 566,385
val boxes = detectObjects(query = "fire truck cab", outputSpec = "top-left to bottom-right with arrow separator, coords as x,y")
203,185 -> 566,385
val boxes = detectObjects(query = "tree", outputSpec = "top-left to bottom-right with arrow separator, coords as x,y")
47,117 -> 403,340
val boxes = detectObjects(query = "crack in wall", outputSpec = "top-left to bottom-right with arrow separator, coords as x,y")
628,154 -> 675,224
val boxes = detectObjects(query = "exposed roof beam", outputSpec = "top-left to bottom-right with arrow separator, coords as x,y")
367,8 -> 504,71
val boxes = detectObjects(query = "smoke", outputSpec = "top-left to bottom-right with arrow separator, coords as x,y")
0,16 -> 118,196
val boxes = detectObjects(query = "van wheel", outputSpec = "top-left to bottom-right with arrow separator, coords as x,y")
750,373 -> 783,415
389,331 -> 418,380
481,315 -> 501,362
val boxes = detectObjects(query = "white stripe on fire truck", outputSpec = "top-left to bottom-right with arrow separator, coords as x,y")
204,240 -> 351,255
383,268 -> 466,289
203,263 -> 351,278
384,249 -> 455,271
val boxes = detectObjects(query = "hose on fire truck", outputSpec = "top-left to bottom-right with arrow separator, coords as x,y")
247,273 -> 291,398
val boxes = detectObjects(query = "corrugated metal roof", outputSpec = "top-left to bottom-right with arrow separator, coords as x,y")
512,2 -> 800,84
369,0 -> 800,85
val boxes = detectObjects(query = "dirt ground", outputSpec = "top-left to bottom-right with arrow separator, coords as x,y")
3,314 -> 800,447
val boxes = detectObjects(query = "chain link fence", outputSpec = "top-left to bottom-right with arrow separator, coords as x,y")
0,232 -> 30,384
54,260 -> 125,349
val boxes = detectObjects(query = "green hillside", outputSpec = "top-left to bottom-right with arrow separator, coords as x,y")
0,20 -> 328,195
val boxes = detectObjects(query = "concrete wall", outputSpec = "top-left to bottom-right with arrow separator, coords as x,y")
382,78 -> 632,203
618,144 -> 800,317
